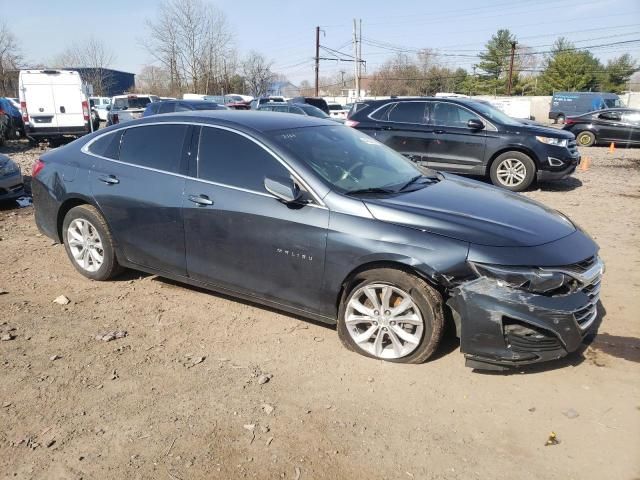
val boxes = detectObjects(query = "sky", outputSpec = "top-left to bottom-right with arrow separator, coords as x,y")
3,0 -> 639,85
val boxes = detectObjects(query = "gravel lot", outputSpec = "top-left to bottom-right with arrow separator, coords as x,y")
1,140 -> 639,480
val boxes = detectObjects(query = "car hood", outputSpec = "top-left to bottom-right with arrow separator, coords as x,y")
363,174 -> 576,247
503,123 -> 575,139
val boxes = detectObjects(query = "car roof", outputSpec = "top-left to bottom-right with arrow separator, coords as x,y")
132,110 -> 336,132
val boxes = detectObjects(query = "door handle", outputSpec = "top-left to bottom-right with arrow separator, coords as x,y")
98,175 -> 119,185
381,125 -> 395,131
434,129 -> 445,134
188,194 -> 213,206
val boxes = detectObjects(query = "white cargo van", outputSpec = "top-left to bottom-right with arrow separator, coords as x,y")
18,70 -> 90,143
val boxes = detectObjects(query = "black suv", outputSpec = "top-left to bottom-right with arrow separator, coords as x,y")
347,98 -> 580,191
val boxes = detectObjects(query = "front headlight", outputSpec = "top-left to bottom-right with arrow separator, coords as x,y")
470,262 -> 577,294
536,136 -> 568,147
0,161 -> 19,177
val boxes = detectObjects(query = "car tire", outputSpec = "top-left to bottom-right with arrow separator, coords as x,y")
557,115 -> 565,125
62,205 -> 123,281
337,268 -> 444,364
489,151 -> 536,192
576,131 -> 595,147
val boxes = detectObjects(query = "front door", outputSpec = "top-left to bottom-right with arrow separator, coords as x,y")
425,101 -> 487,174
89,123 -> 192,276
183,126 -> 329,313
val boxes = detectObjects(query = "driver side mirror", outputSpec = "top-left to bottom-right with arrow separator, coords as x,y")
264,176 -> 302,203
467,118 -> 485,130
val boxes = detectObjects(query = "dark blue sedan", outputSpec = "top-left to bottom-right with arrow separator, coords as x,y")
143,99 -> 228,117
30,111 -> 603,369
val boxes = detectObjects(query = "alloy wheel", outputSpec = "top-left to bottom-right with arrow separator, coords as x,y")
496,158 -> 527,187
345,283 -> 424,359
66,218 -> 104,272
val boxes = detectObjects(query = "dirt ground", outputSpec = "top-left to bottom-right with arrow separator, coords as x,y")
1,140 -> 639,480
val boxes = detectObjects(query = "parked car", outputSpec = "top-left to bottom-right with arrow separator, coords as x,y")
562,108 -> 640,147
328,103 -> 348,120
249,96 -> 286,109
143,100 -> 228,117
183,94 -> 250,110
346,97 -> 580,191
107,94 -> 159,125
89,96 -> 111,122
0,154 -> 24,201
288,96 -> 330,114
0,97 -> 25,138
19,69 -> 91,144
32,111 -> 603,370
549,92 -> 621,124
0,112 -> 9,146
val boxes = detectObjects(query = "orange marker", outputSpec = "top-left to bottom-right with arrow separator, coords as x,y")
609,142 -> 615,153
580,156 -> 591,171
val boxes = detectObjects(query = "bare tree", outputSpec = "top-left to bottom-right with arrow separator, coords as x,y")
143,0 -> 235,96
52,37 -> 115,96
136,65 -> 172,96
0,22 -> 22,96
242,51 -> 274,97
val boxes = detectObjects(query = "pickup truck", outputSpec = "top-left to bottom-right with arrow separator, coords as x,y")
107,94 -> 159,125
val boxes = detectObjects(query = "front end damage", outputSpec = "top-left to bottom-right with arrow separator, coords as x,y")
447,257 -> 603,370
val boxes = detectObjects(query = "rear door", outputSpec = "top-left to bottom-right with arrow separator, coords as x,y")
88,123 -> 192,276
370,101 -> 433,164
52,73 -> 85,129
425,101 -> 486,174
22,73 -> 58,129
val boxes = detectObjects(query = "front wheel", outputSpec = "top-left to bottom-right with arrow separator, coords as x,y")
489,152 -> 536,192
62,205 -> 123,281
337,268 -> 444,363
576,131 -> 595,147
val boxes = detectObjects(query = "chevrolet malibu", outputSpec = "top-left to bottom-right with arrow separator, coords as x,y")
31,112 -> 603,370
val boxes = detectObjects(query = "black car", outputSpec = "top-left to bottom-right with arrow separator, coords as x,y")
31,111 -> 603,370
288,96 -> 330,114
346,97 -> 580,191
562,108 -> 640,147
257,102 -> 336,120
143,100 -> 228,117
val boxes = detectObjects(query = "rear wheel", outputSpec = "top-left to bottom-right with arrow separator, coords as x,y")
490,151 -> 536,192
576,130 -> 595,147
62,205 -> 122,281
337,268 -> 444,364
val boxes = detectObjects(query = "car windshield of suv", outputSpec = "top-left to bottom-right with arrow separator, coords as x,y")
269,125 -> 432,194
113,97 -> 152,110
299,104 -> 329,118
466,101 -> 522,126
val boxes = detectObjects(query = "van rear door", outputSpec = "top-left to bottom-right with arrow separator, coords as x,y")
21,73 -> 58,129
51,72 -> 85,130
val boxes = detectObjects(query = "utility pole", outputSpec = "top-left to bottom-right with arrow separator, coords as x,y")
314,26 -> 320,96
507,41 -> 517,96
358,19 -> 362,93
353,19 -> 360,101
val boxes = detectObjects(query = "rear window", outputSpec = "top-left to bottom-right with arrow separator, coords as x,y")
119,124 -> 189,173
192,102 -> 223,110
88,130 -> 123,159
328,104 -> 343,111
113,97 -> 153,110
299,104 -> 329,118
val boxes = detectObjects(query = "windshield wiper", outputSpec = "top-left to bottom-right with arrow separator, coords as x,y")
397,174 -> 439,192
345,187 -> 397,196
398,175 -> 424,191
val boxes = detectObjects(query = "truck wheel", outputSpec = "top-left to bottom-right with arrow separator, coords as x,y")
490,152 -> 536,192
576,131 -> 595,147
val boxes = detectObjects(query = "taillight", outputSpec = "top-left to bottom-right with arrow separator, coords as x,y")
82,100 -> 90,121
112,113 -> 119,124
344,119 -> 359,127
32,158 -> 45,177
20,101 -> 29,122
564,118 -> 576,125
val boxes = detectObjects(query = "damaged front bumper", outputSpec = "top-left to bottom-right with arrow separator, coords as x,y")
447,259 -> 603,370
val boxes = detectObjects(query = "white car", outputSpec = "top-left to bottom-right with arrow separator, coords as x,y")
89,96 -> 111,121
107,94 -> 159,125
18,69 -> 90,144
328,103 -> 348,120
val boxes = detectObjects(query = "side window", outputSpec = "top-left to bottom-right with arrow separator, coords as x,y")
387,102 -> 427,124
370,102 -> 395,121
197,127 -> 289,192
622,112 -> 640,125
430,102 -> 480,127
159,102 -> 174,114
119,124 -> 189,173
88,130 -> 123,159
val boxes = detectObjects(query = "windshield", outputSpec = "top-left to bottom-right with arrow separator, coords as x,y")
268,125 -> 427,193
467,101 -> 522,126
299,104 -> 329,118
113,97 -> 153,110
